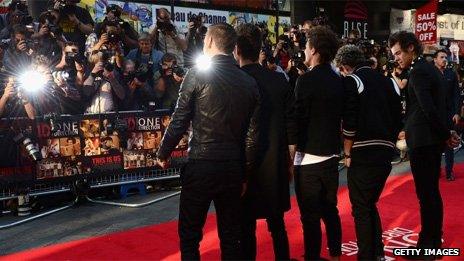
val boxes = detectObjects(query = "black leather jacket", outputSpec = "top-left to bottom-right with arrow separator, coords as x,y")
157,55 -> 260,163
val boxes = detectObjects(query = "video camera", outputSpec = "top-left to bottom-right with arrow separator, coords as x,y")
99,49 -> 115,73
13,130 -> 41,162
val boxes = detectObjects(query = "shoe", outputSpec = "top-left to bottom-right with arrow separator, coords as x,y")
446,173 -> 456,181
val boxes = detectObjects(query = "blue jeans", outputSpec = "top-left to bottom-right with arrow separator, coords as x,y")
444,147 -> 454,175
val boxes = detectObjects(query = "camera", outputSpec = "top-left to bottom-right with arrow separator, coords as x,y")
386,60 -> 397,73
55,0 -> 76,16
107,30 -> 121,44
172,65 -> 185,78
100,50 -> 115,73
13,131 -> 41,162
292,51 -> 307,72
156,20 -> 175,34
127,64 -> 151,83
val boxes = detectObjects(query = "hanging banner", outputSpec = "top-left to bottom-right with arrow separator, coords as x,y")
415,0 -> 438,44
342,0 -> 369,39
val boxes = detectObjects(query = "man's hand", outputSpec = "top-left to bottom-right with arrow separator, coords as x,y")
345,156 -> 352,168
453,114 -> 461,125
156,158 -> 170,169
241,182 -> 247,197
68,14 -> 80,26
98,33 -> 108,45
398,131 -> 406,140
447,131 -> 461,148
103,69 -> 115,80
38,24 -> 49,37
17,40 -> 27,52
91,62 -> 104,74
188,21 -> 195,31
2,78 -> 15,100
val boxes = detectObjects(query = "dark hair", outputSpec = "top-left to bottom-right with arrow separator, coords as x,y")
9,0 -> 26,12
235,24 -> 262,62
388,31 -> 423,56
434,49 -> 447,58
161,53 -> 177,64
207,23 -> 237,54
11,24 -> 27,36
306,26 -> 339,64
334,44 -> 366,68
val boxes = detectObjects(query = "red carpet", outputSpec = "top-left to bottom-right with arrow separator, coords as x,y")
3,165 -> 464,261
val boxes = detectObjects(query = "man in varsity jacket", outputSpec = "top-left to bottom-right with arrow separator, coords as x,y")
335,45 -> 402,260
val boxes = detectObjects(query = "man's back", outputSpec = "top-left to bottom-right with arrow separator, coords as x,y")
293,63 -> 344,156
157,55 -> 259,161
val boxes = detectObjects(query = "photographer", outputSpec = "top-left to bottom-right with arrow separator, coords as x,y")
83,52 -> 125,113
153,53 -> 184,110
273,35 -> 291,70
120,59 -> 155,111
2,25 -> 34,75
95,4 -> 139,54
125,32 -> 163,86
52,0 -> 94,53
31,11 -> 65,66
0,0 -> 33,41
86,20 -> 124,70
0,77 -> 35,119
150,8 -> 187,66
183,14 -> 207,68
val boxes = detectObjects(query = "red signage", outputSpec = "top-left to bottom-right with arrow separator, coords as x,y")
415,0 -> 438,44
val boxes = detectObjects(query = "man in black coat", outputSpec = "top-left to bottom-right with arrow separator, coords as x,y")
234,23 -> 296,260
156,23 -> 260,260
434,49 -> 461,181
289,26 -> 343,260
389,31 -> 460,259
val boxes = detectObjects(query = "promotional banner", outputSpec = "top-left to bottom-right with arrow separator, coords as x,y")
94,0 -> 290,43
415,0 -> 438,44
342,0 -> 369,39
437,14 -> 464,41
0,111 -> 188,187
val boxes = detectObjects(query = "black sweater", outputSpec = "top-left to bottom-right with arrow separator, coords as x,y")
289,63 -> 343,156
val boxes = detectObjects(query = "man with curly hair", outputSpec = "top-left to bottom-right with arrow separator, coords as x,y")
335,44 -> 402,260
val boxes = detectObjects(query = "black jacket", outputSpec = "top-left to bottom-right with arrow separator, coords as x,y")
157,55 -> 260,164
241,63 -> 295,218
405,57 -> 450,149
343,66 -> 403,151
442,68 -> 461,125
290,63 -> 343,156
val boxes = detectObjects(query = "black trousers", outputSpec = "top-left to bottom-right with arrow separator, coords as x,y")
178,160 -> 243,260
294,158 -> 342,260
409,145 -> 444,248
347,160 -> 391,260
241,212 -> 290,260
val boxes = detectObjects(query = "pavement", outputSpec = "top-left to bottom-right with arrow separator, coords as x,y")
0,151 -> 462,256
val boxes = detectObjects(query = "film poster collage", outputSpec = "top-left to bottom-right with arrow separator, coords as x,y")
35,113 -> 189,180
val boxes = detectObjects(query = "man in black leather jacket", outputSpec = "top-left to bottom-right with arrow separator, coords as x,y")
156,23 -> 260,260
389,31 -> 460,259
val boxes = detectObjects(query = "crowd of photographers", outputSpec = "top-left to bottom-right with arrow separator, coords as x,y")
0,0 -> 206,120
0,0 -> 463,121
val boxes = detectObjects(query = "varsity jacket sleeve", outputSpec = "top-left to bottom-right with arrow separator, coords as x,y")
157,69 -> 195,160
411,66 -> 450,140
342,76 -> 359,140
290,74 -> 312,145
